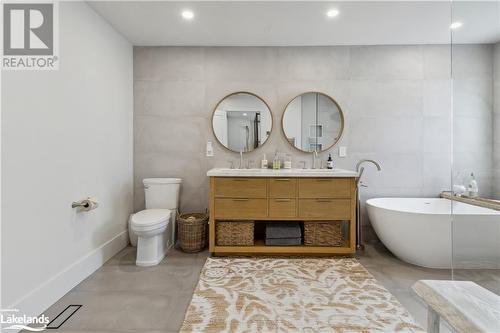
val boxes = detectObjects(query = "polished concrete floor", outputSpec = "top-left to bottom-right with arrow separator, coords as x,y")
38,243 -> 499,332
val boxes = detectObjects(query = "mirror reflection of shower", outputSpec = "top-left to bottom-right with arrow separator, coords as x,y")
226,111 -> 261,152
212,92 -> 272,153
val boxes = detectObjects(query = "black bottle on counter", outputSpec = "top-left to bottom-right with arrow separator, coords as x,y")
327,154 -> 333,169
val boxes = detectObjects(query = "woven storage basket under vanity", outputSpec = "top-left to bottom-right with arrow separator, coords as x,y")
304,221 -> 343,247
216,221 -> 254,246
178,213 -> 208,253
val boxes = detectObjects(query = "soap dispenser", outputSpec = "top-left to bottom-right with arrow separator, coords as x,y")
284,154 -> 292,169
327,154 -> 334,170
261,154 -> 268,169
272,153 -> 281,170
468,173 -> 479,198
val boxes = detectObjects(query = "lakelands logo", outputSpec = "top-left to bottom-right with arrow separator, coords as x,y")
1,309 -> 49,331
1,2 -> 59,70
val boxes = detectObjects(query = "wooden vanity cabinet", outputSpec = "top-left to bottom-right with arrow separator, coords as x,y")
209,176 -> 357,255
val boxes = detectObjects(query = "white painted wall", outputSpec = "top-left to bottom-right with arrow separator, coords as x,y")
1,1 -> 133,318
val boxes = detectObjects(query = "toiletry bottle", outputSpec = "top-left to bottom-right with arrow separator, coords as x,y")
273,153 -> 281,170
261,154 -> 268,169
327,154 -> 334,169
284,154 -> 292,169
468,173 -> 479,197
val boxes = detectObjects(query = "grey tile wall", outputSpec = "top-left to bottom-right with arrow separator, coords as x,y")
494,43 -> 500,198
134,45 -> 495,241
452,44 -> 495,197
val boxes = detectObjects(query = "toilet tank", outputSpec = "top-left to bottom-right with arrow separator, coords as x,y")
143,178 -> 181,210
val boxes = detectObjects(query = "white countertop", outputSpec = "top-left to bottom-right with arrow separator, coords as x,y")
207,168 -> 358,177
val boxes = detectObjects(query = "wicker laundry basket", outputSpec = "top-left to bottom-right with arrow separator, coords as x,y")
178,213 -> 209,253
304,221 -> 343,246
216,221 -> 254,246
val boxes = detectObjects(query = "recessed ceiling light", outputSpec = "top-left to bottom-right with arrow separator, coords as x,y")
326,9 -> 340,18
450,22 -> 463,30
181,10 -> 194,20
243,113 -> 248,116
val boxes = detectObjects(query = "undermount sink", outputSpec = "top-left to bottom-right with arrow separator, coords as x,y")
206,168 -> 358,178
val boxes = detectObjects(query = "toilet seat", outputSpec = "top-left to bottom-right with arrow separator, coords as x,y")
131,209 -> 171,231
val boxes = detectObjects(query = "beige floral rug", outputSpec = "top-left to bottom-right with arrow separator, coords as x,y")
180,257 -> 424,333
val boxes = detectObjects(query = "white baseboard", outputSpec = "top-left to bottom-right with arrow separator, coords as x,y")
7,230 -> 129,326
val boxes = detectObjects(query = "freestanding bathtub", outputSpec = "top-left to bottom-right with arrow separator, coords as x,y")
366,198 -> 500,269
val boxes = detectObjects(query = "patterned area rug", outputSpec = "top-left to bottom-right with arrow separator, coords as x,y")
180,257 -> 424,333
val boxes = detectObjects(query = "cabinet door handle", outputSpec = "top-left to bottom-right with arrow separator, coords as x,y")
233,198 -> 250,201
274,199 -> 291,202
316,199 -> 333,202
233,179 -> 248,181
275,178 -> 291,181
316,179 -> 332,182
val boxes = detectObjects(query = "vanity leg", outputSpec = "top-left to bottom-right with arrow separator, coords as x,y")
427,307 -> 440,333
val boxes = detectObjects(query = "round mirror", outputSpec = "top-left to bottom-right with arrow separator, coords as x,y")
212,92 -> 273,153
282,92 -> 344,153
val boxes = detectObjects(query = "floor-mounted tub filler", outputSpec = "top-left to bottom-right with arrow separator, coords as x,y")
367,198 -> 500,269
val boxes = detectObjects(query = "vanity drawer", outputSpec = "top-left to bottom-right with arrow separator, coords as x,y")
269,178 -> 297,198
214,198 -> 267,218
269,198 -> 296,218
298,199 -> 351,219
298,178 -> 351,198
214,178 -> 267,198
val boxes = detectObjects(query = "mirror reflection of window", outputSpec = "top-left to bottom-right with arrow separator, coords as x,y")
212,92 -> 272,153
282,92 -> 343,153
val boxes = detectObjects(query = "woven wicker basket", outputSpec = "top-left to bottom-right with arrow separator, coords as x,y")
304,221 -> 343,247
178,213 -> 208,253
216,221 -> 254,246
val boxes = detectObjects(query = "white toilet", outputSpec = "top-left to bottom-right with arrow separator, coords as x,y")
129,178 -> 181,266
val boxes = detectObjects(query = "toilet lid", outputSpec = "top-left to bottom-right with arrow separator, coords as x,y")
131,209 -> 170,228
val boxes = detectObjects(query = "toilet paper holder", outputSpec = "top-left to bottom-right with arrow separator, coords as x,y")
72,197 -> 99,211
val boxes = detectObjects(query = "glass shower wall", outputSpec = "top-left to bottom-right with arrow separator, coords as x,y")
451,0 -> 500,295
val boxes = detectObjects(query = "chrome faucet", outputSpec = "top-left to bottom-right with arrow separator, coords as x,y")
356,159 -> 381,186
312,150 -> 319,169
239,151 -> 244,169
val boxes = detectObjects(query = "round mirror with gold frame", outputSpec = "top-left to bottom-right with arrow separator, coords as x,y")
211,92 -> 273,153
281,92 -> 344,153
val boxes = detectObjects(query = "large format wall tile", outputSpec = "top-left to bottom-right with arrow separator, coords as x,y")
205,47 -> 277,82
423,80 -> 451,117
423,45 -> 451,79
453,78 -> 493,118
349,79 -> 422,117
452,44 -> 494,79
277,46 -> 350,81
134,47 -> 205,82
349,116 -> 423,154
135,80 -> 205,117
493,43 -> 500,197
350,45 -> 423,80
133,45 -> 496,241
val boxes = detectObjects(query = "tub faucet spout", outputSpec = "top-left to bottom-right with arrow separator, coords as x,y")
356,159 -> 381,186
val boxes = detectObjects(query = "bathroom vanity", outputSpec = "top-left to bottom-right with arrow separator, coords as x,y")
207,168 -> 358,255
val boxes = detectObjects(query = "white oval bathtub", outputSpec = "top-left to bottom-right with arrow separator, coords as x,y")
366,198 -> 500,269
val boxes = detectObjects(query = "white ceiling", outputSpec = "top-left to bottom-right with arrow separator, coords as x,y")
88,1 -> 500,46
